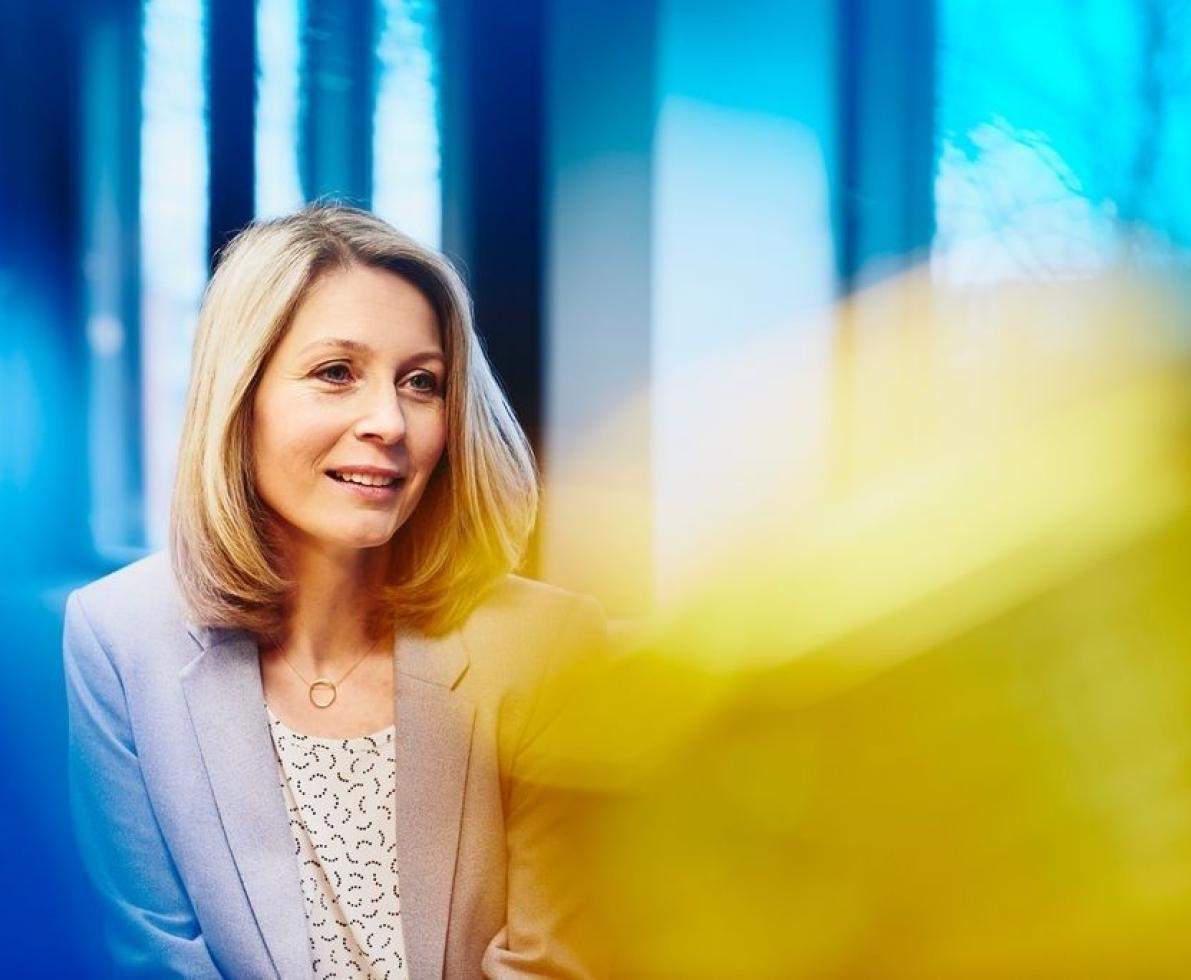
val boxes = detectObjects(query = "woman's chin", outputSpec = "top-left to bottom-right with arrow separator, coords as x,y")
296,523 -> 398,557
340,530 -> 399,552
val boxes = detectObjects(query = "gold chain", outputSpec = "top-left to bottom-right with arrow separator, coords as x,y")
277,630 -> 385,709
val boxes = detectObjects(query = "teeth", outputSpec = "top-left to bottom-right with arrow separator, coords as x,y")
334,471 -> 398,487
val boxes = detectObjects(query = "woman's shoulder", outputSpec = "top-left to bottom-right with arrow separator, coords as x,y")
465,574 -> 605,640
76,549 -> 173,598
74,550 -> 180,617
477,572 -> 598,609
456,575 -> 607,692
67,551 -> 194,663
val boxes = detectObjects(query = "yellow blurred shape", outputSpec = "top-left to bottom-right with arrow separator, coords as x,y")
530,269 -> 1191,978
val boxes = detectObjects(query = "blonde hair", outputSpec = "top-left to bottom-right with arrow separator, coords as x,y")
170,204 -> 538,640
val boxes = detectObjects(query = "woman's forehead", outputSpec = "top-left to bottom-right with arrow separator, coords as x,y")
281,265 -> 443,358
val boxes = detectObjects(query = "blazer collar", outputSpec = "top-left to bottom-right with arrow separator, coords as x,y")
181,621 -> 475,980
179,630 -> 312,980
185,620 -> 470,688
394,642 -> 475,979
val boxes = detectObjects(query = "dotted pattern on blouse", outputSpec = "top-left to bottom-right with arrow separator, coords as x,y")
268,706 -> 409,980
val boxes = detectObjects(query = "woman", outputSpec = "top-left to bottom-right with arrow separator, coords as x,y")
63,205 -> 608,979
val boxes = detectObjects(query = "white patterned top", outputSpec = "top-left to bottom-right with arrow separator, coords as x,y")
267,705 -> 409,980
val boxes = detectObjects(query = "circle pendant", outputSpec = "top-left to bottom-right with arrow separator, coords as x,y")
309,679 -> 337,709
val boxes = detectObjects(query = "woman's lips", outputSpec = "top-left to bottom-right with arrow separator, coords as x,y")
326,472 -> 404,501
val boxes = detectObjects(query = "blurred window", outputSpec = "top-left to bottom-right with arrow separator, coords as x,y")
933,0 -> 1191,285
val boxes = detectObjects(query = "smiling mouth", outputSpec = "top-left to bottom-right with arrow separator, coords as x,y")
327,471 -> 404,489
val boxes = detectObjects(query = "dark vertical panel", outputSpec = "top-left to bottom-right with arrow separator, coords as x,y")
439,0 -> 473,265
539,0 -> 656,602
836,0 -> 862,290
207,0 -> 257,266
833,0 -> 936,504
300,0 -> 377,206
836,0 -> 936,290
440,0 -> 545,454
0,0 -> 91,576
82,0 -> 145,556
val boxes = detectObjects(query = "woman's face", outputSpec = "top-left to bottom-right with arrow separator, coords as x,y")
251,264 -> 448,562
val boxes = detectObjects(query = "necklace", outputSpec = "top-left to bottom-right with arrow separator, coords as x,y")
277,631 -> 385,709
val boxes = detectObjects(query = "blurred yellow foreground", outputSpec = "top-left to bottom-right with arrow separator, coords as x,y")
532,268 -> 1191,978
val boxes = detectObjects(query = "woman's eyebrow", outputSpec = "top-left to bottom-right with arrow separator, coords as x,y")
296,338 -> 445,363
297,337 -> 373,357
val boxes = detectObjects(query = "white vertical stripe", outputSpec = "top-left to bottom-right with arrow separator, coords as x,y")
256,0 -> 305,219
140,0 -> 208,548
373,0 -> 442,246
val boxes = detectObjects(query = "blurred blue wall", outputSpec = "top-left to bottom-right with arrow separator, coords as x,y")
1,3 -> 111,972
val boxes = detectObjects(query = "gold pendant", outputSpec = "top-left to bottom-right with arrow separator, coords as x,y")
309,679 -> 337,708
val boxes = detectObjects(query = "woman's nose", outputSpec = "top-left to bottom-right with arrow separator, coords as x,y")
353,385 -> 407,443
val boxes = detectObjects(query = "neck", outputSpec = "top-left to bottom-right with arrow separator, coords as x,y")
274,539 -> 391,673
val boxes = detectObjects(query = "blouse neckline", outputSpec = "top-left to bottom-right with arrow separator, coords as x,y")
264,702 -> 396,745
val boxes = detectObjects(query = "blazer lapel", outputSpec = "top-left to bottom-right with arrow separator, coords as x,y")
393,628 -> 475,980
180,629 -> 311,980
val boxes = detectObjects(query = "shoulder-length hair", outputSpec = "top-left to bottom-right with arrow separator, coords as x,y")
170,204 -> 537,641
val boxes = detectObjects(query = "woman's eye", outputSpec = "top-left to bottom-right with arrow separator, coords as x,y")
314,362 -> 353,384
404,372 -> 442,395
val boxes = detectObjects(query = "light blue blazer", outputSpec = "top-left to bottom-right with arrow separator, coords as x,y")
63,552 -> 607,979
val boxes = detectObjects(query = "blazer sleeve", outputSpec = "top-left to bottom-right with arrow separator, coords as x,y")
480,595 -> 613,979
63,591 -> 223,979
